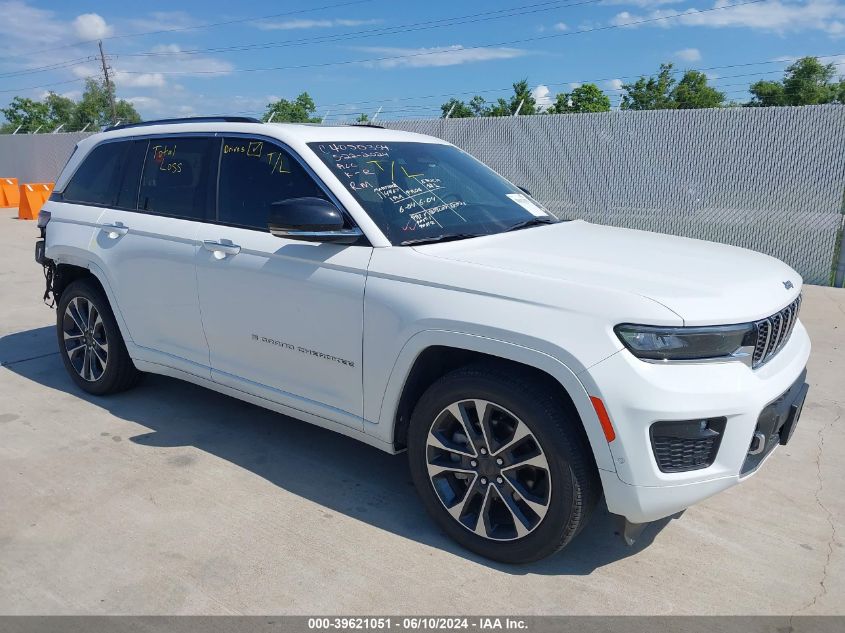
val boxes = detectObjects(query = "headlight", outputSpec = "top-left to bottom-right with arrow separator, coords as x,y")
614,323 -> 756,362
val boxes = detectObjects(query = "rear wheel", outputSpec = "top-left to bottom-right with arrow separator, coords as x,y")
56,278 -> 142,395
408,363 -> 600,563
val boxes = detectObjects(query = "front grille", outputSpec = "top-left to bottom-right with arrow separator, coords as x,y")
752,294 -> 802,368
650,418 -> 727,473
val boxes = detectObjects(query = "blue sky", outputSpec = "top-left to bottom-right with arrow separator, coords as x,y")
1,0 -> 843,122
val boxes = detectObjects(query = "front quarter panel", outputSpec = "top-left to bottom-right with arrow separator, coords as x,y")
363,246 -> 683,471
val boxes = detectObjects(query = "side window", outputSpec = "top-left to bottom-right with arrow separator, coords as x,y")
138,137 -> 216,220
217,137 -> 328,230
63,141 -> 129,207
115,139 -> 148,210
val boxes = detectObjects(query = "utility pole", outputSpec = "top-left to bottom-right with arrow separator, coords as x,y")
98,40 -> 117,124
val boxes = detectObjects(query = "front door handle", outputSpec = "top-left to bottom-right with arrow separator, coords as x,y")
101,223 -> 128,239
202,240 -> 241,259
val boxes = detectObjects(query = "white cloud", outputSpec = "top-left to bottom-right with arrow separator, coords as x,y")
126,11 -> 198,32
553,22 -> 569,31
356,45 -> 527,68
569,82 -> 583,89
112,71 -> 166,88
532,84 -> 553,109
606,78 -> 625,90
73,13 -> 113,40
674,47 -> 702,61
0,1 -> 65,52
610,0 -> 845,35
256,18 -> 382,30
112,44 -> 235,80
126,96 -> 161,108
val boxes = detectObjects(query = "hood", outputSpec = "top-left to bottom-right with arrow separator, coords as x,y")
412,220 -> 802,325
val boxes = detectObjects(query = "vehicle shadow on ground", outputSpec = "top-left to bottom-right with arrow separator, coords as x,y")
1,326 -> 673,575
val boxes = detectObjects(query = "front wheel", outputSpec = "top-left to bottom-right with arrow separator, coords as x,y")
407,363 -> 600,563
56,278 -> 142,395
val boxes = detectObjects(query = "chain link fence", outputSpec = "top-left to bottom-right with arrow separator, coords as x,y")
2,106 -> 844,284
383,105 -> 845,285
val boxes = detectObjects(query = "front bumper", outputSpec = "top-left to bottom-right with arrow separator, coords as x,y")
581,320 -> 811,523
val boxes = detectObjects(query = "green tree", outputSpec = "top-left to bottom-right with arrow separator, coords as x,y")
263,92 -> 320,123
0,96 -> 51,133
621,63 -> 677,110
486,97 -> 512,117
508,79 -> 537,115
1,79 -> 139,133
355,112 -> 369,123
671,71 -> 725,109
439,80 -> 538,117
549,83 -> 611,113
750,57 -> 845,106
70,79 -> 141,131
440,98 -> 475,118
44,92 -> 77,129
468,95 -> 487,116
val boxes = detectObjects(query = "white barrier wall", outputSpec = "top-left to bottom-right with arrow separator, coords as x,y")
0,132 -> 89,184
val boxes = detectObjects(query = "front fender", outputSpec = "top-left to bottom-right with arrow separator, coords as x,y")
369,329 -> 616,472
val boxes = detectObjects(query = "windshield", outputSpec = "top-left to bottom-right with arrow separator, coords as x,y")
307,141 -> 557,245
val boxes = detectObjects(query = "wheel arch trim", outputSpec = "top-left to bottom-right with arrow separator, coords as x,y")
52,255 -> 135,350
373,329 -> 616,472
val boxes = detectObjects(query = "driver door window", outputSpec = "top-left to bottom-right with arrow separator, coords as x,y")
194,137 -> 371,427
218,137 -> 327,230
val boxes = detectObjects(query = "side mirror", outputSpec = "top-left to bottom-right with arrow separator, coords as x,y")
268,197 -> 362,244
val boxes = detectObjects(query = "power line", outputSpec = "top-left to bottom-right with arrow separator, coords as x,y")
111,0 -> 605,60
309,54 -> 845,111
116,0 -> 768,77
0,77 -> 93,95
0,0 -> 605,80
0,57 -> 95,80
182,62 -> 845,121
2,0 -> 374,61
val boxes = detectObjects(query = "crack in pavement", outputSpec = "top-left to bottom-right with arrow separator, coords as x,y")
0,351 -> 59,367
792,404 -> 841,618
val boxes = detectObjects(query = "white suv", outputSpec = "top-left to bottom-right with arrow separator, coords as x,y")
35,117 -> 810,563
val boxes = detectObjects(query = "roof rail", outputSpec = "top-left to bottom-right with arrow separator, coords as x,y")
105,116 -> 261,132
347,122 -> 385,129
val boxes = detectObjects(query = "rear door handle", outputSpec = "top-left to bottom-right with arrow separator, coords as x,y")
202,240 -> 241,258
101,223 -> 128,238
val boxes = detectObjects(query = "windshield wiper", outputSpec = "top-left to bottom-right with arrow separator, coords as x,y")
400,233 -> 481,246
504,217 -> 556,232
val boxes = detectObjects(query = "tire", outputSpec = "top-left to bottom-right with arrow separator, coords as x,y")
407,362 -> 600,564
56,278 -> 143,395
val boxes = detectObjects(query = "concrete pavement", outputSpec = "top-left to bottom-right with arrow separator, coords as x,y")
0,209 -> 842,615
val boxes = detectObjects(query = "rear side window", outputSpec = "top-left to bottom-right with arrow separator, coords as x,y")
63,141 -> 129,207
217,137 -> 327,230
138,137 -> 217,220
114,139 -> 148,210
